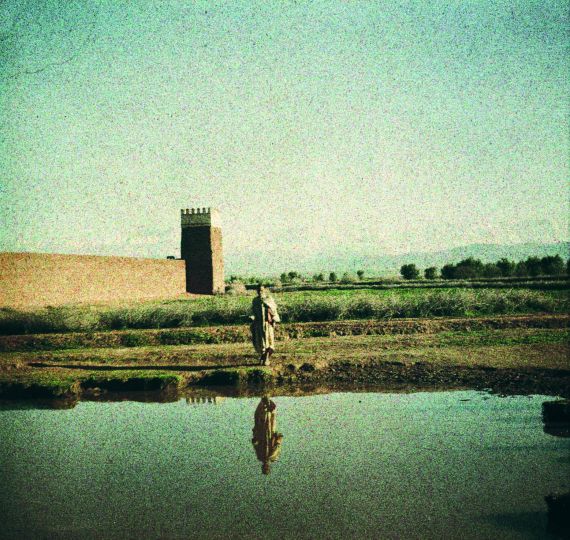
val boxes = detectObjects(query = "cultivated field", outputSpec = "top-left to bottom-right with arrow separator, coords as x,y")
1,286 -> 568,335
1,285 -> 568,400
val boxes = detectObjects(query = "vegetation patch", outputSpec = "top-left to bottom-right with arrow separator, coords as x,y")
81,371 -> 181,391
0,372 -> 80,399
435,329 -> 570,347
0,369 -> 181,399
1,313 -> 568,353
196,367 -> 273,387
1,288 -> 568,337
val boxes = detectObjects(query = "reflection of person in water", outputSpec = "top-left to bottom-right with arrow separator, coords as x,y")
252,397 -> 283,475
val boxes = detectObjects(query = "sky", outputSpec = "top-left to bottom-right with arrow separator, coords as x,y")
1,0 -> 568,273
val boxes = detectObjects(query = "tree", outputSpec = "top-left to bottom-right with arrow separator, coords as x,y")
440,264 -> 456,280
329,272 -> 337,282
285,271 -> 304,283
341,272 -> 356,284
524,257 -> 542,277
312,273 -> 324,282
280,272 -> 289,283
540,255 -> 564,276
400,264 -> 419,280
357,270 -> 365,280
496,258 -> 515,277
515,261 -> 528,277
483,263 -> 502,278
424,267 -> 438,280
453,258 -> 484,279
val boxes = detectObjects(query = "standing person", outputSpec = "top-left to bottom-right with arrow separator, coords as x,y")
250,284 -> 280,366
252,396 -> 283,475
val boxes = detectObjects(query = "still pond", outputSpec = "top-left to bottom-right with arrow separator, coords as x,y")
1,390 -> 568,539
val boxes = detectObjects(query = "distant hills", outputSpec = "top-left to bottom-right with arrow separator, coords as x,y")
225,241 -> 570,277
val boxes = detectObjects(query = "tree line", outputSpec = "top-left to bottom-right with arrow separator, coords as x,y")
281,271 -> 365,284
400,255 -> 569,280
227,255 -> 568,286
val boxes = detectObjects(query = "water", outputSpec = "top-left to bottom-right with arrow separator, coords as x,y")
1,391 -> 568,539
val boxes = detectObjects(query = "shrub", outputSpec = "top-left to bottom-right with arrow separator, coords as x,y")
226,282 -> 247,295
329,272 -> 338,282
424,267 -> 438,280
120,332 -> 151,347
341,272 -> 356,284
400,264 -> 420,280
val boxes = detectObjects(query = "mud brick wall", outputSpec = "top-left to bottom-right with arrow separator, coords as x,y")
210,227 -> 224,294
181,226 -> 224,294
0,252 -> 187,308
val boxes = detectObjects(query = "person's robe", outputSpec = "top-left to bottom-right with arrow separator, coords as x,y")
250,295 -> 280,354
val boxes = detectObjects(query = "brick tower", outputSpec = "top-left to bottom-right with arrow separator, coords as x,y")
180,207 -> 224,294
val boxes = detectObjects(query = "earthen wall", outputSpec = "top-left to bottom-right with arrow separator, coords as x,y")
0,252 -> 187,308
180,207 -> 224,294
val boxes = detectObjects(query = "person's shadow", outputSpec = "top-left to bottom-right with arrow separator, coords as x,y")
252,397 -> 283,475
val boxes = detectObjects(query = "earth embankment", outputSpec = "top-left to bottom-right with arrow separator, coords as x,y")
0,315 -> 568,400
1,314 -> 567,352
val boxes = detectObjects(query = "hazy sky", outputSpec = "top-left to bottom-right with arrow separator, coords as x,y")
1,0 -> 568,272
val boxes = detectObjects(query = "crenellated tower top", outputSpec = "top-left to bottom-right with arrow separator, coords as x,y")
181,207 -> 221,228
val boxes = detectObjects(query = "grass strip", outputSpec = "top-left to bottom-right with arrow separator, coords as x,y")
1,314 -> 567,353
1,288 -> 568,336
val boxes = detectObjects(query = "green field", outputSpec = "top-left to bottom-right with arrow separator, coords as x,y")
1,287 -> 568,335
272,275 -> 569,293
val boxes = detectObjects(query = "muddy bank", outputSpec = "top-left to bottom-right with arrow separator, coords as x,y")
269,360 -> 570,398
187,360 -> 570,398
2,323 -> 568,401
1,314 -> 568,352
1,359 -> 569,401
0,371 -> 180,400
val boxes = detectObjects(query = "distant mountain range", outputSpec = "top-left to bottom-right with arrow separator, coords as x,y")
225,241 -> 570,277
